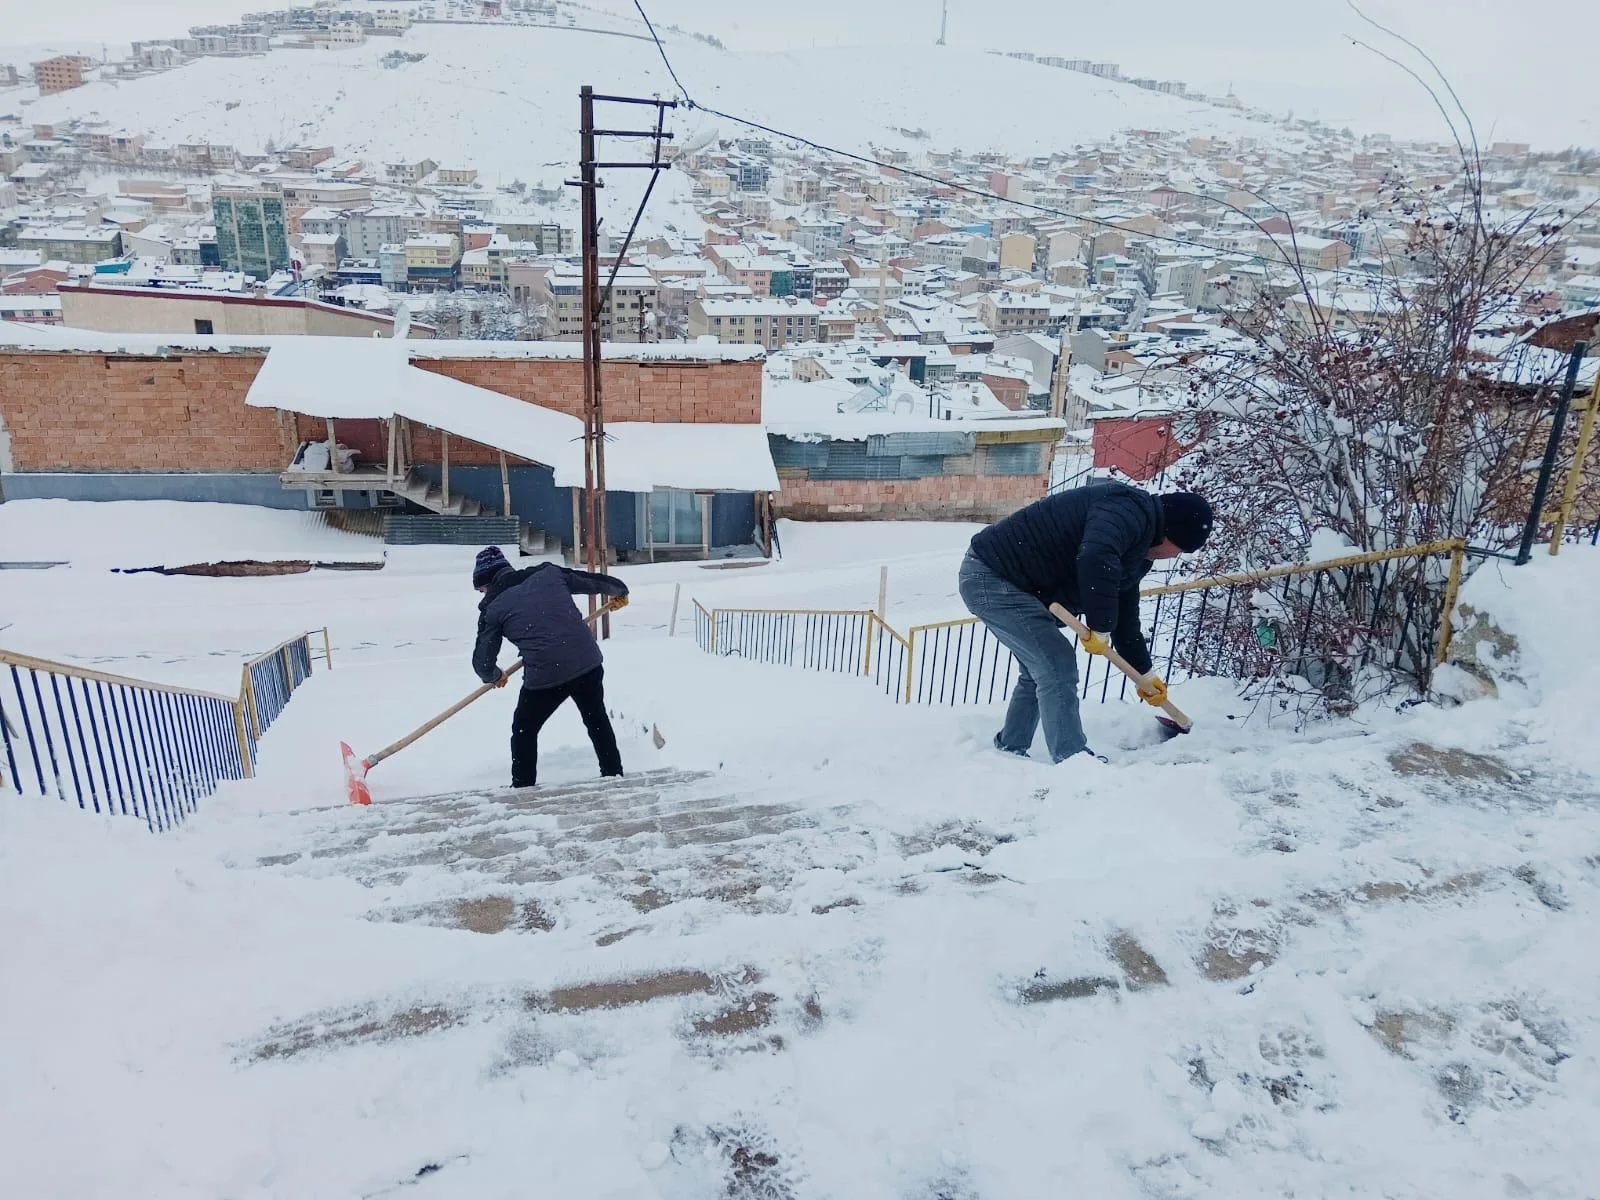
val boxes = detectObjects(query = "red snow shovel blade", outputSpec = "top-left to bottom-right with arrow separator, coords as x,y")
341,741 -> 373,806
1155,715 -> 1190,739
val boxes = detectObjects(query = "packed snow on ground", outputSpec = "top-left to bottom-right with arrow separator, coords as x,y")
0,498 -> 380,568
2,501 -> 1598,1198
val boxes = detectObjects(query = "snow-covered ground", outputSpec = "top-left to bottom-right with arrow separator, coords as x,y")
2,501 -> 1598,1197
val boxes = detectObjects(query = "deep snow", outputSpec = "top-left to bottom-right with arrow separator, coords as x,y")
2,502 -> 1598,1198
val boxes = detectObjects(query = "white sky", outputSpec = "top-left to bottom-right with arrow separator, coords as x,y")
618,0 -> 1595,148
3,0 -> 1592,148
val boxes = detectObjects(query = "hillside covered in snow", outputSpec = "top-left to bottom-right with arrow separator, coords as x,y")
21,20 -> 1283,193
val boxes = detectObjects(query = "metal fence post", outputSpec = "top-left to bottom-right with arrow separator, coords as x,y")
1433,541 -> 1467,665
1550,381 -> 1600,555
1517,341 -> 1588,564
241,663 -> 260,740
232,699 -> 254,779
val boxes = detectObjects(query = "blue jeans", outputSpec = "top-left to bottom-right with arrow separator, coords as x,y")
957,551 -> 1088,763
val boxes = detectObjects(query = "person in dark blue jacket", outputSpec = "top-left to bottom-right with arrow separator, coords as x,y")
958,482 -> 1212,762
470,546 -> 630,788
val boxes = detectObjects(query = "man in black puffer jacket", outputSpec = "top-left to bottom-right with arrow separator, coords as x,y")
470,546 -> 630,788
959,482 -> 1212,763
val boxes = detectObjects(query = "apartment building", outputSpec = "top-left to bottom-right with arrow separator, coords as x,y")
403,232 -> 461,290
976,291 -> 1054,334
212,189 -> 291,278
999,232 -> 1038,272
17,225 -> 123,265
33,56 -> 88,94
386,158 -> 438,185
82,131 -> 146,163
345,207 -> 417,258
688,297 -> 820,350
379,244 -> 408,289
282,145 -> 335,169
532,262 -> 660,341
493,218 -> 573,254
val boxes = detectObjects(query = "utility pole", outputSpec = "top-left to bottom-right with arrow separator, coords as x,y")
569,86 -> 676,637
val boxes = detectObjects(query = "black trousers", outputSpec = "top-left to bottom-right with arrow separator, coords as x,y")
510,665 -> 623,788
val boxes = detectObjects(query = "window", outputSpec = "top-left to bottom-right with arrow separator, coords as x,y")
194,319 -> 214,334
643,489 -> 704,546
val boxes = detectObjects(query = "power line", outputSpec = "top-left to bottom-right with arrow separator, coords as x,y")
632,0 -> 690,101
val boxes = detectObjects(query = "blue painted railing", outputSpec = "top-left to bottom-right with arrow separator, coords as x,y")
1,629 -> 329,831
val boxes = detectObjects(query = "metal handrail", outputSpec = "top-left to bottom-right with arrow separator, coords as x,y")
3,628 -> 330,830
690,539 -> 1470,708
1139,539 -> 1467,598
0,649 -> 239,703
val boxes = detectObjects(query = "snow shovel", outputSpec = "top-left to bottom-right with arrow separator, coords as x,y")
341,596 -> 628,805
1048,603 -> 1192,738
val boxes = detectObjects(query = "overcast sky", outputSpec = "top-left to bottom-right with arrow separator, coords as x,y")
5,0 -> 1591,147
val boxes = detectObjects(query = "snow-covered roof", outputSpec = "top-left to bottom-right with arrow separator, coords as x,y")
697,298 -> 821,317
556,424 -> 778,492
240,337 -> 777,492
0,323 -> 765,363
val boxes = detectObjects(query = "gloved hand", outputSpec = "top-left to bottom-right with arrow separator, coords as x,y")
492,671 -> 511,689
1136,674 -> 1169,707
609,594 -> 630,611
1080,629 -> 1111,656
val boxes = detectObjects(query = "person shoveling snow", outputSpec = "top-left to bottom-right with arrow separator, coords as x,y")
470,546 -> 630,789
959,481 -> 1212,762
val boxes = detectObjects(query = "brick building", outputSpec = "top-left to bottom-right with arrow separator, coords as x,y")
33,55 -> 88,93
0,333 -> 773,557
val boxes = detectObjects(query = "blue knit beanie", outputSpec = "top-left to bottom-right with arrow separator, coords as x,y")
473,546 -> 510,589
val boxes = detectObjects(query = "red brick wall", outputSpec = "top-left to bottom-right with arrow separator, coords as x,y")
413,357 -> 762,424
0,350 -> 763,473
0,351 -> 287,471
774,474 -> 1046,522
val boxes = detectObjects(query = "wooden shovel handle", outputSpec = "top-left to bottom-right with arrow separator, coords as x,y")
365,596 -> 623,770
1048,602 -> 1193,731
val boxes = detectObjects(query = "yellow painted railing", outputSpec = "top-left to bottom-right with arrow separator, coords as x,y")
692,540 -> 1468,707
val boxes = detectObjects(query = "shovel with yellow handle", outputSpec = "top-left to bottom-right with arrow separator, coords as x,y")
1048,602 -> 1192,739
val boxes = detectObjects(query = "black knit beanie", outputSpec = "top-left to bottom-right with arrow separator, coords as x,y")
1159,493 -> 1214,553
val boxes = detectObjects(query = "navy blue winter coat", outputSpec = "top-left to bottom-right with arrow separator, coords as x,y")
472,563 -> 628,690
968,481 -> 1162,673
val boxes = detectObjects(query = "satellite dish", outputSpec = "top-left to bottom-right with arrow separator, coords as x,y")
677,123 -> 720,157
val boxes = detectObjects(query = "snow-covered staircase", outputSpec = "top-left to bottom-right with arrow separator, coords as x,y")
239,768 -> 873,940
392,466 -> 491,519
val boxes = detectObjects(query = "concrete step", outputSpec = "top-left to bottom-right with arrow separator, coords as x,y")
240,767 -> 875,925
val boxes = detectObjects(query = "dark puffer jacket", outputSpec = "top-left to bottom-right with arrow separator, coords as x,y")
472,563 -> 628,690
968,481 -> 1162,673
